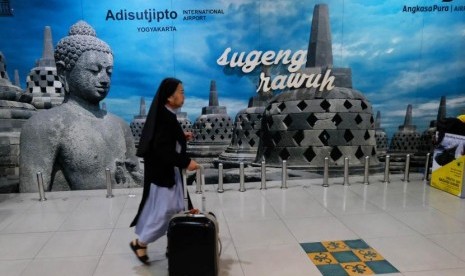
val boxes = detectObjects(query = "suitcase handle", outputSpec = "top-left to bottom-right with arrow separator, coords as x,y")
182,169 -> 188,211
182,166 -> 206,212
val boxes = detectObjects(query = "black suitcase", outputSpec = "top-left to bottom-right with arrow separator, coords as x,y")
167,167 -> 220,276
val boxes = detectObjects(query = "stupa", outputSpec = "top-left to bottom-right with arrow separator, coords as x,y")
418,96 -> 446,155
374,111 -> 388,157
0,51 -> 36,192
216,66 -> 273,167
129,97 -> 147,147
129,97 -> 192,148
255,4 -> 379,170
26,26 -> 64,109
388,104 -> 422,170
187,80 -> 233,164
389,104 -> 421,152
177,108 -> 193,133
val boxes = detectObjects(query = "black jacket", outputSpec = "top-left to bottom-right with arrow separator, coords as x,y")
130,106 -> 191,227
144,106 -> 191,187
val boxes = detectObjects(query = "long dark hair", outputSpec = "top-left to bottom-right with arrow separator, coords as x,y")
136,77 -> 182,157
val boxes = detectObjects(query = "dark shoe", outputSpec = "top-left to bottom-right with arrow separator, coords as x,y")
130,239 -> 149,265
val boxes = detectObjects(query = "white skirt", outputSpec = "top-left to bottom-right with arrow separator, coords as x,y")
135,168 -> 184,244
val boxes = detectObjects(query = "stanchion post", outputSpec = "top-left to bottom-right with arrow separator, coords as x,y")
217,163 -> 224,193
182,169 -> 188,210
423,153 -> 430,181
195,167 -> 202,194
323,157 -> 329,187
260,160 -> 267,190
105,168 -> 114,198
200,165 -> 206,211
239,162 -> 246,192
403,154 -> 411,182
343,157 -> 350,186
363,156 -> 370,185
383,155 -> 390,183
281,160 -> 288,189
36,172 -> 47,201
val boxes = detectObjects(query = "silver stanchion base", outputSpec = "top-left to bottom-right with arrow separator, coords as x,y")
127,187 -> 136,197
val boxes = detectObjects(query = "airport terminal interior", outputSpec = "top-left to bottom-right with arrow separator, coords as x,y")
2,172 -> 465,276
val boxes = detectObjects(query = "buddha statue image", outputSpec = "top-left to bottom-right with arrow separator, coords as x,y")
19,21 -> 142,191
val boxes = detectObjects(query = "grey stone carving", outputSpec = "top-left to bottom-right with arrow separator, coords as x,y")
375,111 -> 388,157
26,26 -> 65,109
129,97 -> 147,147
216,66 -> 273,168
0,51 -> 36,192
256,87 -> 379,169
187,80 -> 233,164
419,96 -> 446,155
388,104 -> 423,170
389,104 -> 421,153
255,4 -> 379,170
19,21 -> 142,192
177,109 -> 193,133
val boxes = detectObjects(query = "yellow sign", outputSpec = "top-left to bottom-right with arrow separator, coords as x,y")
431,133 -> 465,198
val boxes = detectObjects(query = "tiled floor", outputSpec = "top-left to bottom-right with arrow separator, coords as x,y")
2,172 -> 465,275
302,239 -> 399,275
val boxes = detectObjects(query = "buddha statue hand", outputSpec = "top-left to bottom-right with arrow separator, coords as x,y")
115,160 -> 127,184
124,159 -> 143,185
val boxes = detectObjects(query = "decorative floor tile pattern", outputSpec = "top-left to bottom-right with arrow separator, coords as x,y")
301,239 -> 399,275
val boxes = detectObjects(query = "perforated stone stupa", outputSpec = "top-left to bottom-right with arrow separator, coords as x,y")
177,108 -> 193,133
0,0 -> 13,16
26,26 -> 64,109
130,97 -> 147,147
418,96 -> 446,155
187,80 -> 233,164
389,104 -> 420,153
130,98 -> 192,148
0,52 -> 36,192
216,66 -> 273,167
388,104 -> 423,169
375,111 -> 388,157
255,4 -> 379,170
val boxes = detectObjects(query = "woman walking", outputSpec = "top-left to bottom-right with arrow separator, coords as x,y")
130,77 -> 199,264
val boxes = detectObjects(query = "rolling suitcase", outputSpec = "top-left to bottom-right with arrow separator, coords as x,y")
167,167 -> 220,276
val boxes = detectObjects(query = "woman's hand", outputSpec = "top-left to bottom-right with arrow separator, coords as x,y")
184,131 -> 194,141
187,160 -> 200,171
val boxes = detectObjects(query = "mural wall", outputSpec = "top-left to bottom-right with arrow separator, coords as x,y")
1,0 -> 465,190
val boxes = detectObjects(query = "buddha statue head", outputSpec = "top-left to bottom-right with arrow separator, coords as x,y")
54,21 -> 113,105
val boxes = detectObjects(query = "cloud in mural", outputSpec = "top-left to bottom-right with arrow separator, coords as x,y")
0,0 -> 464,137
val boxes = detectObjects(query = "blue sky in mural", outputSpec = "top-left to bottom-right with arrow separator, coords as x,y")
1,0 -> 464,138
